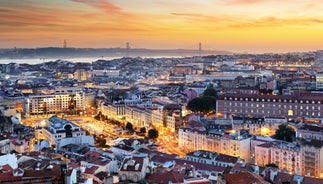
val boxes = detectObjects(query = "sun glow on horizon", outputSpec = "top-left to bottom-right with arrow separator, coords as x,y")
1,0 -> 323,53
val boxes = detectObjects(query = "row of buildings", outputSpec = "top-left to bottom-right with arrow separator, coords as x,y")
178,118 -> 323,178
101,101 -> 182,133
216,90 -> 323,120
2,86 -> 96,118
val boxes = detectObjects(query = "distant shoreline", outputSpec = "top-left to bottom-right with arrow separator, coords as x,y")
0,55 -> 185,65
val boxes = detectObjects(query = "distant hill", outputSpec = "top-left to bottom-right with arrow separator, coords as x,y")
0,47 -> 232,59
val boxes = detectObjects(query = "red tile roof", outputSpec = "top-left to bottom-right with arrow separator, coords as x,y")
1,164 -> 13,172
146,171 -> 184,184
222,172 -> 270,184
84,165 -> 99,175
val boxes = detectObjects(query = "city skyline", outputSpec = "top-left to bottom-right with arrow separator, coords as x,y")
1,0 -> 323,53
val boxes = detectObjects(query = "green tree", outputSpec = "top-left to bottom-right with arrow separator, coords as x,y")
265,163 -> 278,168
148,129 -> 159,140
140,127 -> 146,134
203,88 -> 217,97
126,122 -> 134,132
274,124 -> 295,142
187,96 -> 216,114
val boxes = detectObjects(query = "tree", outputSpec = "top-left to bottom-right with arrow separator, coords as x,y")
140,127 -> 146,134
187,96 -> 216,114
126,122 -> 134,132
265,163 -> 278,168
148,129 -> 159,140
203,88 -> 217,97
274,124 -> 295,142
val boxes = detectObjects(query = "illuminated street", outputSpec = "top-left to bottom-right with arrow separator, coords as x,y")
22,115 -> 188,157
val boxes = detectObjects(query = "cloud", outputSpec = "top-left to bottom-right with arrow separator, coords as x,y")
71,0 -> 129,16
224,0 -> 266,5
170,12 -> 238,27
171,13 -> 213,19
229,16 -> 323,28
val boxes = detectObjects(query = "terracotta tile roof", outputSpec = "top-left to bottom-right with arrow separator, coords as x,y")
151,155 -> 226,173
146,171 -> 184,184
273,172 -> 293,184
119,156 -> 145,172
92,158 -> 110,166
257,142 -> 273,148
68,162 -> 80,169
301,139 -> 323,148
1,164 -> 13,172
299,124 -> 323,133
23,164 -> 61,178
217,154 -> 239,164
222,172 -> 270,184
0,172 -> 22,182
302,177 -> 323,184
84,165 -> 99,175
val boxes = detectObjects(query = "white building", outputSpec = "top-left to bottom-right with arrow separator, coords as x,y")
316,74 -> 323,90
0,153 -> 18,170
25,93 -> 85,116
41,116 -> 86,146
118,156 -> 149,183
0,135 -> 11,154
178,128 -> 251,162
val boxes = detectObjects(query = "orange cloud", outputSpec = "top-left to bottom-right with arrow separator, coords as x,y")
71,0 -> 130,16
225,0 -> 266,5
229,16 -> 323,28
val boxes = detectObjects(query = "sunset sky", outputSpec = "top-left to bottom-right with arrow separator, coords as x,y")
1,0 -> 323,53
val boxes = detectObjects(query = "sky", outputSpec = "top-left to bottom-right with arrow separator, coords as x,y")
1,0 -> 323,53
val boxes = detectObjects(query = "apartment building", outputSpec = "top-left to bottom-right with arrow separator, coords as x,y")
178,128 -> 251,162
300,140 -> 323,178
25,93 -> 85,116
271,142 -> 301,175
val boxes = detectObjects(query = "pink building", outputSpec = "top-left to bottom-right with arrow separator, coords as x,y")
217,92 -> 323,118
254,142 -> 272,167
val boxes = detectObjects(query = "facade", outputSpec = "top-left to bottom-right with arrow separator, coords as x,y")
25,93 -> 85,116
172,66 -> 193,75
300,140 -> 323,178
178,128 -> 251,163
125,105 -> 153,128
0,135 -> 10,154
41,116 -> 86,146
151,106 -> 164,129
185,150 -> 239,167
316,74 -> 323,90
92,69 -> 120,77
296,125 -> 323,141
74,69 -> 91,81
101,102 -> 126,120
217,92 -> 323,118
10,139 -> 27,153
270,141 -> 301,174
254,142 -> 272,167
